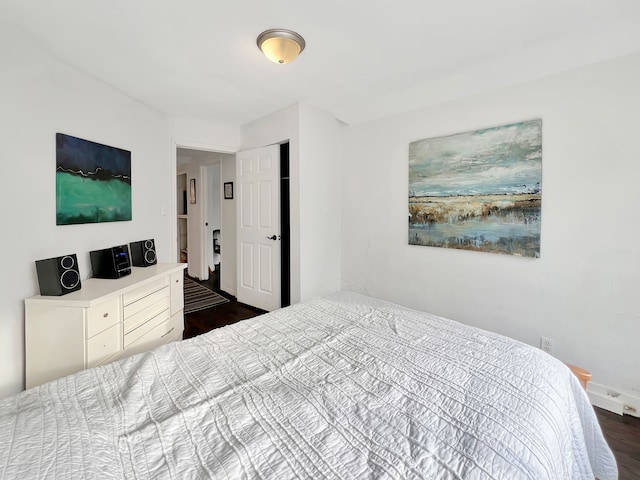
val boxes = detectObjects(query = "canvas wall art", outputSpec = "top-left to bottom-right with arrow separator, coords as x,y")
56,133 -> 132,225
409,119 -> 542,257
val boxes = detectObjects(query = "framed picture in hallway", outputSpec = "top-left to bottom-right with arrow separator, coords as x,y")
190,178 -> 196,204
224,182 -> 233,199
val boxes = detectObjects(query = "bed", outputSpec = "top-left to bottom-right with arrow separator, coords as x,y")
0,291 -> 617,479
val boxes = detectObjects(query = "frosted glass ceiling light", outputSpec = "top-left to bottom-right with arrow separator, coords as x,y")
257,29 -> 306,64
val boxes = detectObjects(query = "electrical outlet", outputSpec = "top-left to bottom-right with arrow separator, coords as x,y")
540,337 -> 554,355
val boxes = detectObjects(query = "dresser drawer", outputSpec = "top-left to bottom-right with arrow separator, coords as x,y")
86,323 -> 121,368
124,286 -> 169,320
124,297 -> 170,334
86,298 -> 120,338
121,312 -> 183,359
122,277 -> 169,306
124,308 -> 170,347
156,311 -> 183,343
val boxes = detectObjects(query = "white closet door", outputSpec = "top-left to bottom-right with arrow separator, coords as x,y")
236,144 -> 281,311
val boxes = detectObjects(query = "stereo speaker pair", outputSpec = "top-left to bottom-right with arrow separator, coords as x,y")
34,239 -> 157,295
35,254 -> 81,296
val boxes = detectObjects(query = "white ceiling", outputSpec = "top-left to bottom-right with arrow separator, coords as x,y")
2,0 -> 640,126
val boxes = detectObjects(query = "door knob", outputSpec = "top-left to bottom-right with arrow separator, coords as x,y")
266,235 -> 277,240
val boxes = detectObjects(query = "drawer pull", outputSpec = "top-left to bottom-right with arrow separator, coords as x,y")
161,327 -> 175,338
103,313 -> 109,318
175,279 -> 179,283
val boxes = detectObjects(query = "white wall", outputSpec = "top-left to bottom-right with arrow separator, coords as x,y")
341,53 -> 640,397
298,104 -> 344,300
240,103 -> 344,304
169,117 -> 240,152
205,162 -> 221,271
220,155 -> 237,295
0,31 -> 173,397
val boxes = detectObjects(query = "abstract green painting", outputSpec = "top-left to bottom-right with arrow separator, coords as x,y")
56,133 -> 132,225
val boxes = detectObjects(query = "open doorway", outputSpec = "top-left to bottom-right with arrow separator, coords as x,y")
176,148 -> 236,295
174,142 -> 290,308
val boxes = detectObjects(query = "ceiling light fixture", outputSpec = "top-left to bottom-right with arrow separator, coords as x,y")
257,29 -> 306,65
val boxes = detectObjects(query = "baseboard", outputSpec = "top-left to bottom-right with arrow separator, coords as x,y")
587,382 -> 640,417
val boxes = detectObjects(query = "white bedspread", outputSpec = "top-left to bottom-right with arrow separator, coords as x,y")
0,291 -> 617,479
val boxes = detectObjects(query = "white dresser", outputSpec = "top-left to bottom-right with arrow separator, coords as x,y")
25,263 -> 187,389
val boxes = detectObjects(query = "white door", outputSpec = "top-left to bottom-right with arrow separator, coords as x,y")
236,144 -> 281,311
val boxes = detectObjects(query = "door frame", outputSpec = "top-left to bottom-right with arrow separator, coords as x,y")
171,139 -> 236,278
171,138 -> 291,307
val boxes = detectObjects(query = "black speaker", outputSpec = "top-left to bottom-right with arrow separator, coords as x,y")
129,239 -> 157,267
35,254 -> 82,296
90,245 -> 131,279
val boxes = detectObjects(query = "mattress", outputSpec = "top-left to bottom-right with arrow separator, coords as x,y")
0,291 -> 617,479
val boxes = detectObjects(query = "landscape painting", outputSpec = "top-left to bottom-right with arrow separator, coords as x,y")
409,119 -> 542,257
56,133 -> 132,225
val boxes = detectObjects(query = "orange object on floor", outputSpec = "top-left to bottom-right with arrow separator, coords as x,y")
566,364 -> 592,390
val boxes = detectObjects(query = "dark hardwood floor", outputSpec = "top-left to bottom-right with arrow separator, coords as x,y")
183,275 -> 265,339
183,279 -> 640,478
183,296 -> 264,338
595,407 -> 640,479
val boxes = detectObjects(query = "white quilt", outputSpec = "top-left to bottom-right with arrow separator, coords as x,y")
0,291 -> 617,479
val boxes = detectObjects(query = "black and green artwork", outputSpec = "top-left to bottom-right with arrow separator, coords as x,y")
56,133 -> 131,225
